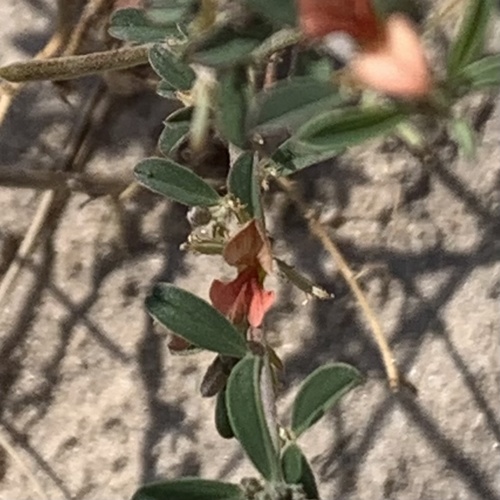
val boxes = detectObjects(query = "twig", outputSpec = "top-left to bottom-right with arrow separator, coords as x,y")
0,426 -> 49,500
63,0 -> 114,56
0,165 -> 131,195
0,192 -> 55,310
276,177 -> 401,391
0,45 -> 150,83
0,85 -> 106,312
37,0 -> 80,59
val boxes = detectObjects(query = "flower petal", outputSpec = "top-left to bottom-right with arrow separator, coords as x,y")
248,279 -> 276,328
223,219 -> 273,274
350,14 -> 431,97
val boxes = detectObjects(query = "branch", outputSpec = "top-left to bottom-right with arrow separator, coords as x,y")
0,45 -> 150,83
276,177 -> 401,391
0,165 -> 131,196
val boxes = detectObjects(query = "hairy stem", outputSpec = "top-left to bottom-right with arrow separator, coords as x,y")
0,45 -> 149,83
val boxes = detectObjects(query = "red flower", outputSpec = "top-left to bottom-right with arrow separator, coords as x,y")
209,220 -> 275,328
166,220 -> 275,352
350,14 -> 431,98
298,0 -> 432,98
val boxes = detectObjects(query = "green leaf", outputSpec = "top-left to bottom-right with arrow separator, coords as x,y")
281,443 -> 319,499
149,45 -> 196,90
134,157 -> 220,206
242,0 -> 297,26
216,67 -> 249,148
291,362 -> 362,437
133,479 -> 245,500
189,22 -> 272,68
447,0 -> 494,77
145,0 -> 193,25
293,106 -> 406,153
165,105 -> 194,124
449,117 -> 476,160
271,138 -> 339,176
158,123 -> 190,157
109,8 -> 179,43
146,284 -> 248,358
158,107 -> 193,156
228,152 -> 261,219
215,389 -> 235,439
156,79 -> 177,99
226,356 -> 281,481
294,50 -> 333,81
250,77 -> 344,134
455,53 -> 500,90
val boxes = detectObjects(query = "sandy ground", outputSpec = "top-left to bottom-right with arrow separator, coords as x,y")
0,2 -> 499,499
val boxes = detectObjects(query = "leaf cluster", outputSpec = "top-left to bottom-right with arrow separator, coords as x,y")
105,1 -> 500,498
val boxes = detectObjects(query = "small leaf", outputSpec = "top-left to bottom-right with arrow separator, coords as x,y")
276,259 -> 332,299
226,356 -> 281,481
215,389 -> 235,439
447,0 -> 494,77
271,138 -> 339,176
156,79 -> 177,98
109,8 -> 179,43
449,117 -> 476,159
216,67 -> 249,148
293,50 -> 333,81
242,0 -> 297,26
291,362 -> 362,437
293,107 -> 406,153
145,0 -> 192,26
281,443 -> 319,499
250,77 -> 344,134
200,355 -> 236,398
159,123 -> 190,156
189,22 -> 272,68
146,284 -> 248,358
158,107 -> 193,156
455,53 -> 500,90
135,157 -> 220,206
228,152 -> 261,218
149,45 -> 196,90
133,478 -> 245,500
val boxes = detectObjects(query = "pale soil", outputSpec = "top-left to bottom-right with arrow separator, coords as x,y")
0,2 -> 499,500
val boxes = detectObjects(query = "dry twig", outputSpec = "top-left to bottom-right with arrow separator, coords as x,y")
0,84 -> 107,311
276,177 -> 401,391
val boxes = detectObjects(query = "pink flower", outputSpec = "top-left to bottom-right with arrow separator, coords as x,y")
350,14 -> 431,98
209,220 -> 275,328
298,0 -> 432,98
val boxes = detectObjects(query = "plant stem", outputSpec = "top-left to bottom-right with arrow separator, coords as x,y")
276,177 -> 401,391
0,45 -> 149,83
0,166 -> 130,195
